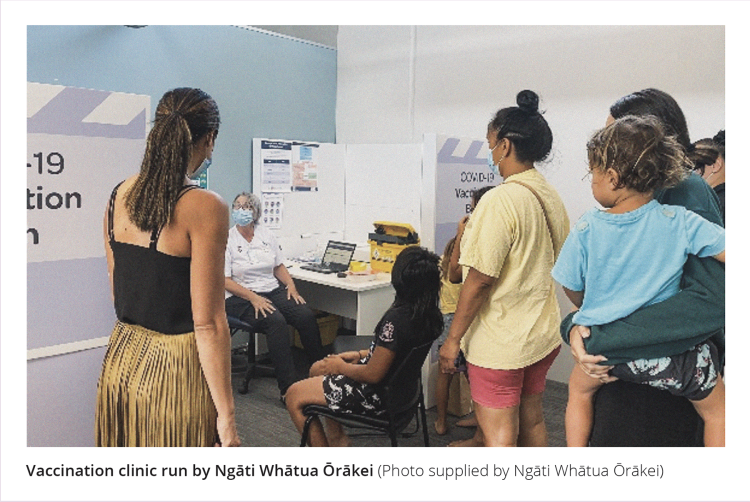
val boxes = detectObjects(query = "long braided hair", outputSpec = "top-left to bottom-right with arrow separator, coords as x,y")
125,88 -> 220,233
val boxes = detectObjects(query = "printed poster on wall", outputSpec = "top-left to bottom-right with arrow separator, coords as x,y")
260,140 -> 292,192
27,83 -> 149,352
261,193 -> 284,229
291,142 -> 319,191
27,83 -> 149,263
434,134 -> 499,254
260,139 -> 321,192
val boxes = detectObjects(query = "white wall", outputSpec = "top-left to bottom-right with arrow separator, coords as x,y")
344,143 -> 423,246
336,25 -> 725,382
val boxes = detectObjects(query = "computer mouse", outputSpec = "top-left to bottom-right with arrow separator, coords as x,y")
337,272 -> 348,278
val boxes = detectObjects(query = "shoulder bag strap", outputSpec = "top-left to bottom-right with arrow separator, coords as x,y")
504,179 -> 558,256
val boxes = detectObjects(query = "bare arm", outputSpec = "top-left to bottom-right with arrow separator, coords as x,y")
563,287 -> 584,309
714,250 -> 725,263
186,191 -> 239,447
448,216 -> 469,284
309,350 -> 367,377
439,267 -> 496,373
313,346 -> 396,385
273,263 -> 305,304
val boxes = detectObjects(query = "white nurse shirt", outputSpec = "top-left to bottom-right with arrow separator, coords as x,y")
225,224 -> 284,297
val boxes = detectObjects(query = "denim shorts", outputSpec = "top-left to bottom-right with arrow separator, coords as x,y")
436,313 -> 454,347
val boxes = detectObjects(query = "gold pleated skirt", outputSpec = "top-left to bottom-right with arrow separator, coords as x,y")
95,321 -> 217,447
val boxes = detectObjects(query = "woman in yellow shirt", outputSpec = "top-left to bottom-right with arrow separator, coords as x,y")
439,90 -> 569,447
434,185 -> 494,436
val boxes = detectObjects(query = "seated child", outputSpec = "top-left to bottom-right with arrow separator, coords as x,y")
285,246 -> 444,446
552,115 -> 726,447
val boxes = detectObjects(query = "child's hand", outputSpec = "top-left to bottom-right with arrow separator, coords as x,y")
572,324 -> 591,339
316,354 -> 347,375
458,215 -> 470,234
337,351 -> 362,363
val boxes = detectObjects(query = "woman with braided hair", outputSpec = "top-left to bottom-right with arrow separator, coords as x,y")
96,88 -> 239,447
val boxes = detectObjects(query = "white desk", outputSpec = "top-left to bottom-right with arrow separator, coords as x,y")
287,264 -> 394,336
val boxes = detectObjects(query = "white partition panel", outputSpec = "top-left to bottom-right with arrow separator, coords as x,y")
343,143 -> 423,245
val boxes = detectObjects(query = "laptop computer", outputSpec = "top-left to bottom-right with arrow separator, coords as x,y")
300,241 -> 357,274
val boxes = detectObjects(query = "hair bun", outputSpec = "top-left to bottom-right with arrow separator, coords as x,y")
516,90 -> 540,113
713,129 -> 725,146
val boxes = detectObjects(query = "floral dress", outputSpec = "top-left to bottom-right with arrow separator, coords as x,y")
322,304 -> 414,417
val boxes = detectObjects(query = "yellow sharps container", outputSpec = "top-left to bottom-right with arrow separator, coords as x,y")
368,221 -> 420,273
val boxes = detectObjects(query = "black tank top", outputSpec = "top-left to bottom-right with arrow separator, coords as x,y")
107,182 -> 200,334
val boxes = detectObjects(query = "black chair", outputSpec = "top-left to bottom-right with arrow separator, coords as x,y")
299,339 -> 433,447
227,315 -> 275,394
332,334 -> 374,354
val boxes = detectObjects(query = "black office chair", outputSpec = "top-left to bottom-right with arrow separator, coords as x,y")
332,334 -> 374,354
299,339 -> 433,447
227,315 -> 275,394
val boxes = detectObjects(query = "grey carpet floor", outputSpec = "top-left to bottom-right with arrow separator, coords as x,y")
231,348 -> 568,447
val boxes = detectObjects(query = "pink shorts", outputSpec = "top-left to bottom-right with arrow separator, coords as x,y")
467,345 -> 561,409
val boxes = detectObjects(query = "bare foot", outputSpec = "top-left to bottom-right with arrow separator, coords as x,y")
456,414 -> 478,428
434,420 -> 448,436
448,436 -> 484,447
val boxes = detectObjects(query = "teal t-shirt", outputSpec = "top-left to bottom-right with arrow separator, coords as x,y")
553,200 -> 725,327
560,173 -> 725,365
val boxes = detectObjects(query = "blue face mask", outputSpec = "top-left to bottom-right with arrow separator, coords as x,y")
487,144 -> 500,176
487,151 -> 499,176
189,157 -> 212,180
232,208 -> 254,227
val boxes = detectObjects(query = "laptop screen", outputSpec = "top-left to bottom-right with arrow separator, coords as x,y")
321,241 -> 357,269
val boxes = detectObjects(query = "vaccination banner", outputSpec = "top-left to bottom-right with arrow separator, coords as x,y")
27,83 -> 149,352
433,134 -> 499,254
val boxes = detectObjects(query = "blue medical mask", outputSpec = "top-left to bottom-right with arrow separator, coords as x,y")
487,144 -> 500,176
487,150 -> 499,176
189,157 -> 212,180
232,208 -> 254,226
487,143 -> 505,177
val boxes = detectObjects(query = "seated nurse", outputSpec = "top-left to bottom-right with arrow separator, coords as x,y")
224,192 -> 326,401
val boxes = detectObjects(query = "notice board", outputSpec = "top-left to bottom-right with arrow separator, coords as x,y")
252,138 -> 346,259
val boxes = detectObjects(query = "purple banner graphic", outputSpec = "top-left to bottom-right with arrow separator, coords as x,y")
28,87 -> 146,139
434,135 -> 498,254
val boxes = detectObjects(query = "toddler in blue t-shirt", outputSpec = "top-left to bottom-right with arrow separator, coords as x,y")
552,115 -> 725,447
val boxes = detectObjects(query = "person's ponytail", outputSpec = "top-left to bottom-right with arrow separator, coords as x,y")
125,88 -> 219,233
